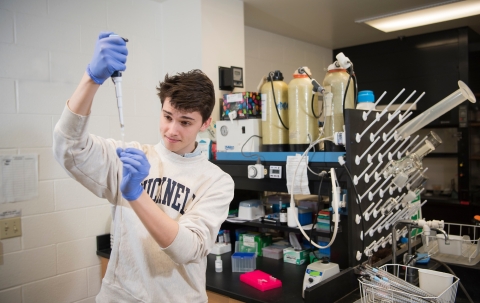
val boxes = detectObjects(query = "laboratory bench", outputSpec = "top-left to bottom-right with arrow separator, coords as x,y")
207,252 -> 369,303
97,233 -> 480,302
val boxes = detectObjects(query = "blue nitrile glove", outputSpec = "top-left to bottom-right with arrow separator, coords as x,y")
86,32 -> 128,84
116,148 -> 151,201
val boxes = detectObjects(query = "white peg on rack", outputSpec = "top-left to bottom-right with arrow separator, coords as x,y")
377,136 -> 402,163
370,110 -> 401,142
385,198 -> 399,213
355,89 -> 404,143
376,212 -> 395,234
375,88 -> 405,121
356,119 -> 378,143
373,197 -> 393,218
360,177 -> 382,201
365,241 -> 376,255
365,214 -> 385,237
385,214 -> 405,232
379,182 -> 393,198
367,135 -> 394,163
386,207 -> 409,228
389,135 -> 410,160
377,212 -> 395,233
356,136 -> 380,165
384,193 -> 404,213
396,192 -> 407,204
368,175 -> 392,201
399,92 -> 425,121
392,228 -> 404,241
363,199 -> 382,221
397,135 -> 419,159
388,185 -> 397,195
386,90 -> 416,121
353,162 -> 373,185
362,91 -> 387,121
382,111 -> 413,141
364,160 -> 384,183
382,235 -> 392,248
380,199 -> 400,215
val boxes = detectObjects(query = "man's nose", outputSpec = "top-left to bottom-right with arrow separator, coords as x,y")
169,121 -> 182,134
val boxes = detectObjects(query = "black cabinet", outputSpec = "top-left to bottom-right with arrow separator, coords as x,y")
213,159 -> 352,269
335,27 -> 480,204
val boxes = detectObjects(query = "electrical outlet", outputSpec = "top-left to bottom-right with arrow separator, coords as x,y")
0,217 -> 22,239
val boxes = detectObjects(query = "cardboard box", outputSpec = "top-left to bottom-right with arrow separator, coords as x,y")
239,232 -> 272,256
283,247 -> 308,265
220,92 -> 262,120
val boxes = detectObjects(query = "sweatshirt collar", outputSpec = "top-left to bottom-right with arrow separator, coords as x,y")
159,137 -> 202,158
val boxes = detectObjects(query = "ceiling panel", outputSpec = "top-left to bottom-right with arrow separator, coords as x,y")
243,0 -> 480,49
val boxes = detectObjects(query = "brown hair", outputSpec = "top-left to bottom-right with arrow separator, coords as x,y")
157,69 -> 215,123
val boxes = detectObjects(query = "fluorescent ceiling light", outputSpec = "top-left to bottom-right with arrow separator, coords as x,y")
357,1 -> 480,32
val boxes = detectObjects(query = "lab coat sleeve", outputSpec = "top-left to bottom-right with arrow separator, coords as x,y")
161,172 -> 234,264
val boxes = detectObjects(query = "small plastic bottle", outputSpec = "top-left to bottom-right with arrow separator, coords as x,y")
356,90 -> 375,110
215,255 -> 223,272
218,230 -> 224,243
223,230 -> 230,244
280,207 -> 287,225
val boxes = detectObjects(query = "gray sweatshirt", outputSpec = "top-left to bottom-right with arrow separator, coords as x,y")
53,105 -> 234,303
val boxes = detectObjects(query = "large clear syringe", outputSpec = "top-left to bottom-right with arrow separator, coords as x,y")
395,81 -> 476,139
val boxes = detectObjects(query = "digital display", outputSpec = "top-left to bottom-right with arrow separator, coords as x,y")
269,166 -> 281,179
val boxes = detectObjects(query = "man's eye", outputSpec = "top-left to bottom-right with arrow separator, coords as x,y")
181,121 -> 191,126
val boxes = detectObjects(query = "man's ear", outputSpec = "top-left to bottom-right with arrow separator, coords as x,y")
200,117 -> 212,132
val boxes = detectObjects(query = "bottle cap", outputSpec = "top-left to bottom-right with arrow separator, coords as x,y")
267,70 -> 284,81
357,90 -> 375,103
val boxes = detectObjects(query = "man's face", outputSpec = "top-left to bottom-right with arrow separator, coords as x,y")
160,97 -> 211,155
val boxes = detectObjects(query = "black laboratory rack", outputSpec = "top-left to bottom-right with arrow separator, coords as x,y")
344,108 -> 413,266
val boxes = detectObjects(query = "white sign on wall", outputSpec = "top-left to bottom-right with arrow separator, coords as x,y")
0,154 -> 38,204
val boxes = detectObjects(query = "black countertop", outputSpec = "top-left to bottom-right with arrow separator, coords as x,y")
206,253 -> 310,303
97,234 -> 479,302
205,253 -> 361,303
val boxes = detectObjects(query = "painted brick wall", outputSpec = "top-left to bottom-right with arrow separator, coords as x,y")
0,0 -> 162,302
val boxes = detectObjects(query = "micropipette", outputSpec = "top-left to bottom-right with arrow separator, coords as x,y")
112,71 -> 125,149
109,35 -> 129,149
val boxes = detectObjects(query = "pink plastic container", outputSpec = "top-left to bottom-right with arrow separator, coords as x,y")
239,270 -> 282,291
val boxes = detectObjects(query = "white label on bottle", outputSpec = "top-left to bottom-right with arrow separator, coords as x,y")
325,96 -> 333,117
215,261 -> 222,272
261,94 -> 267,121
280,212 -> 287,223
226,93 -> 243,103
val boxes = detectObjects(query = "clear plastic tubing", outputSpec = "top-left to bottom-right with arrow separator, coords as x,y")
396,81 -> 476,139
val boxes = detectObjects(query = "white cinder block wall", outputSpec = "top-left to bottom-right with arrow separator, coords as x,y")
0,0 -> 247,301
0,0 -> 163,302
0,0 -> 331,301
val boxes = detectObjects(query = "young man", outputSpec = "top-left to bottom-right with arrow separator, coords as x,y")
53,32 -> 234,302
